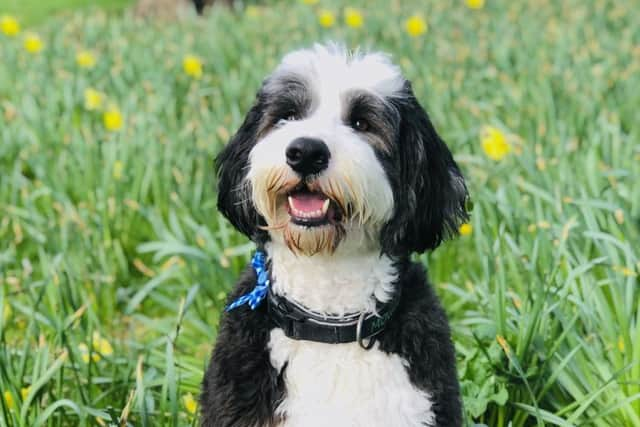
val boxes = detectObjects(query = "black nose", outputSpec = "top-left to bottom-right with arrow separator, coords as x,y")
286,137 -> 330,176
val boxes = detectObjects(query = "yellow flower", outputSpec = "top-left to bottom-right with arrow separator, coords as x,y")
3,391 -> 14,410
76,50 -> 97,69
511,295 -> 522,310
496,335 -> 510,355
344,8 -> 364,28
92,332 -> 114,356
2,302 -> 11,323
84,88 -> 104,111
103,106 -> 123,132
405,15 -> 428,37
183,54 -> 203,79
112,161 -> 123,181
20,387 -> 30,401
245,5 -> 261,17
466,0 -> 485,9
318,10 -> 336,28
617,336 -> 624,353
537,220 -> 551,229
459,223 -> 473,236
301,0 -> 319,4
613,265 -> 637,277
1,15 -> 20,36
24,33 -> 43,54
481,126 -> 510,161
78,343 -> 101,363
183,393 -> 198,415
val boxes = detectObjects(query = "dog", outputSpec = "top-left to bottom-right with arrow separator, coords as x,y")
200,43 -> 468,427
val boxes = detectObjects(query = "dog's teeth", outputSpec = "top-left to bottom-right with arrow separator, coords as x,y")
288,196 -> 294,209
322,199 -> 330,215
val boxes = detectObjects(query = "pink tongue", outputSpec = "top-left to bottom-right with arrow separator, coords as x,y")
290,193 -> 326,213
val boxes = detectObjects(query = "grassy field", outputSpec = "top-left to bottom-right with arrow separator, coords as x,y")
1,0 -> 639,425
0,0 -> 132,25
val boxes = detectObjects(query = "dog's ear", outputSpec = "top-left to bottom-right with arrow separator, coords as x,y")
381,83 -> 469,255
215,94 -> 269,244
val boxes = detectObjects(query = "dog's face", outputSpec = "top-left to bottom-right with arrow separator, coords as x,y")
217,44 -> 468,256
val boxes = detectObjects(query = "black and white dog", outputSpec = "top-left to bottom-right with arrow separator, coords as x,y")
201,44 -> 468,427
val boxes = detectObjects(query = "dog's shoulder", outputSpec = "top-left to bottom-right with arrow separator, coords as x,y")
200,264 -> 284,427
378,260 -> 463,427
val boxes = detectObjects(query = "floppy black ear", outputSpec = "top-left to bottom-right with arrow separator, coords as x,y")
381,83 -> 469,255
215,94 -> 269,244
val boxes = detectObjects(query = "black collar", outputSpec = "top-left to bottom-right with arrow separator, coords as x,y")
267,287 -> 401,349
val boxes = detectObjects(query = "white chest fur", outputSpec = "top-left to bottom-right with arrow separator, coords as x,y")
269,329 -> 435,427
264,242 -> 435,427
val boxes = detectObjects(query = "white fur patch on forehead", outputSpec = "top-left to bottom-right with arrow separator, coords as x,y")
274,43 -> 405,99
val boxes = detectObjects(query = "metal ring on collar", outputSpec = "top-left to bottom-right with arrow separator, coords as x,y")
356,312 -> 376,350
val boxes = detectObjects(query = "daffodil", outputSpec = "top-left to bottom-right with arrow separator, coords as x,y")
84,88 -> 104,111
24,33 -> 43,54
0,15 -> 20,36
537,220 -> 551,229
459,223 -> 473,236
245,5 -> 261,17
613,265 -> 637,277
496,335 -> 510,355
481,126 -> 510,161
466,0 -> 485,10
405,15 -> 427,37
92,332 -> 114,356
344,8 -> 363,28
78,343 -> 100,363
2,302 -> 11,323
103,106 -> 123,132
614,209 -> 624,224
318,10 -> 336,28
183,54 -> 203,79
20,387 -> 30,401
76,50 -> 97,69
183,393 -> 198,415
301,0 -> 319,4
112,161 -> 123,181
3,391 -> 14,410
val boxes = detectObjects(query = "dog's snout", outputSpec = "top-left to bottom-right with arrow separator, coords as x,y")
286,137 -> 330,176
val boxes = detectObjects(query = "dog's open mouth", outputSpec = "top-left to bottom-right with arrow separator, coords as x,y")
286,186 -> 342,227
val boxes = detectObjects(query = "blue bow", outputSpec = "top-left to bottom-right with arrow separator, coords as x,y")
225,250 -> 270,311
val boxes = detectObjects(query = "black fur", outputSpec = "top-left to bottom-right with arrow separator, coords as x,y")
215,92 -> 270,245
380,82 -> 468,256
200,266 -> 286,427
201,261 -> 461,426
378,260 -> 462,426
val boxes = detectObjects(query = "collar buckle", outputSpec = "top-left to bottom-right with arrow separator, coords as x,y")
356,312 -> 376,350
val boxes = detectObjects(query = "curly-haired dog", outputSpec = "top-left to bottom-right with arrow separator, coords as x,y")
201,44 -> 468,427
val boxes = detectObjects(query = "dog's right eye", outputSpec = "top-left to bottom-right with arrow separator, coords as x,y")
275,110 -> 299,127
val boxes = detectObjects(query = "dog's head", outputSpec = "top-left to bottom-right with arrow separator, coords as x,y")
216,44 -> 468,257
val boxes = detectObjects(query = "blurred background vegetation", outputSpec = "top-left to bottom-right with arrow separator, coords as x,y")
0,0 -> 638,426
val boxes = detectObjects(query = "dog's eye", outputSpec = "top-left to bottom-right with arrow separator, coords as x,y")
352,118 -> 369,132
276,111 -> 299,127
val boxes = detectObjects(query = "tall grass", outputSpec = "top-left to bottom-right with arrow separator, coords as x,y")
0,0 -> 638,425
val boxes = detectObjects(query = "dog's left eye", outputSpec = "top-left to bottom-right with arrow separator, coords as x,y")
352,118 -> 370,132
276,111 -> 299,127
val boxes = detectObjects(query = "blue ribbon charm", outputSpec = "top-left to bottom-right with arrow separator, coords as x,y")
225,250 -> 270,311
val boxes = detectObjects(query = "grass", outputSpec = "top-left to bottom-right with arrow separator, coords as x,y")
0,0 -> 132,25
0,0 -> 639,425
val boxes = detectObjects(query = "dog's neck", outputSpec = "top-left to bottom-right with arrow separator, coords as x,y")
265,241 -> 397,315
